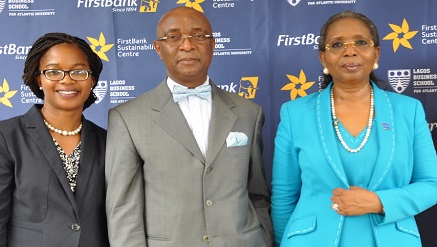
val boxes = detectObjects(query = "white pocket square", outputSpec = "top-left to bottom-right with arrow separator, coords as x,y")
226,132 -> 248,147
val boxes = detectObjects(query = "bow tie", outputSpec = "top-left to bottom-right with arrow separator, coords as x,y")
172,84 -> 212,103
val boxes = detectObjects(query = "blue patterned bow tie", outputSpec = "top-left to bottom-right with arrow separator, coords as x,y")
172,84 -> 212,102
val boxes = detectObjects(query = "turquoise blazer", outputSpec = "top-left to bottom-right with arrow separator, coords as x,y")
271,82 -> 437,247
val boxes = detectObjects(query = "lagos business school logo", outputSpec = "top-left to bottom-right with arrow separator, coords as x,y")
286,0 -> 301,6
0,0 -> 5,14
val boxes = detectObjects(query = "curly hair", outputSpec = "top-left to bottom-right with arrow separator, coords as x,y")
318,11 -> 388,90
23,32 -> 103,109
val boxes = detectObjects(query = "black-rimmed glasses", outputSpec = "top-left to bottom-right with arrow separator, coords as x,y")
156,34 -> 213,45
40,69 -> 92,81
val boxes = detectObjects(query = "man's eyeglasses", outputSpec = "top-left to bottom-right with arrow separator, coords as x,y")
325,39 -> 374,53
40,69 -> 92,81
156,34 -> 213,45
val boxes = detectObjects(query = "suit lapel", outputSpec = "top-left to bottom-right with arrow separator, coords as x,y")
153,80 -> 205,162
317,84 -> 349,187
75,119 -> 96,209
206,84 -> 238,166
24,106 -> 79,217
368,84 -> 396,191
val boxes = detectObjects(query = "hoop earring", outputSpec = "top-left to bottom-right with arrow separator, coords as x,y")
373,63 -> 379,70
323,67 -> 329,75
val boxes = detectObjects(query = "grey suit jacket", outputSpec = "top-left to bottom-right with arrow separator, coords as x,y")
105,79 -> 273,247
0,105 -> 109,247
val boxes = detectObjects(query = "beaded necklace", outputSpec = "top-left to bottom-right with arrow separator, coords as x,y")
44,119 -> 82,136
330,86 -> 374,153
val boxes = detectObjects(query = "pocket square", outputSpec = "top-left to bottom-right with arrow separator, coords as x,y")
226,132 -> 248,147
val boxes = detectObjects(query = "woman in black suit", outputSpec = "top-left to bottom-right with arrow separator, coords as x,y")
0,33 -> 109,247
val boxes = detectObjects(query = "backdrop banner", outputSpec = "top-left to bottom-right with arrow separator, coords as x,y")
1,0 -> 436,245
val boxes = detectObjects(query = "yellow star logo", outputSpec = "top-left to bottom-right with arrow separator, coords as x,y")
87,32 -> 114,62
0,78 -> 18,108
383,18 -> 418,53
176,0 -> 205,13
281,70 -> 315,100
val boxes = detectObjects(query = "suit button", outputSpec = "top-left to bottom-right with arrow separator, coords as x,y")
205,167 -> 212,173
205,200 -> 213,206
203,235 -> 209,242
71,223 -> 80,231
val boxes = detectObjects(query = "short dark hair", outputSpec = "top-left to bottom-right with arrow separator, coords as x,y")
23,32 -> 103,109
318,11 -> 386,89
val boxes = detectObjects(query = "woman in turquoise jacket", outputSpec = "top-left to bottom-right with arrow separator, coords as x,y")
271,11 -> 437,247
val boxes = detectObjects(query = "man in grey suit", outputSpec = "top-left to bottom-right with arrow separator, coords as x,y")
105,6 -> 273,247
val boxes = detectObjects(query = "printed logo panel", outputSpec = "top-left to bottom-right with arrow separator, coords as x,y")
216,76 -> 260,99
388,69 -> 410,93
281,70 -> 315,100
383,18 -> 418,53
0,0 -> 6,14
0,78 -> 18,108
238,77 -> 258,99
87,33 -> 114,62
93,80 -> 108,104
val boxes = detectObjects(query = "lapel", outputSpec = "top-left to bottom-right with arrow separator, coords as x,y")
153,79 -> 205,163
205,83 -> 238,167
75,119 -> 96,209
316,84 -> 349,187
24,105 -> 79,218
367,83 -> 396,191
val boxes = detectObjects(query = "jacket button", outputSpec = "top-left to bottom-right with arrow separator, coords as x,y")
205,200 -> 213,206
71,223 -> 80,231
205,167 -> 212,173
203,235 -> 209,242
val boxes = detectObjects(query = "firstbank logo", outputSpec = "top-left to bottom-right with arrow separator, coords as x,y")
286,0 -> 301,7
238,77 -> 258,99
282,70 -> 314,100
87,33 -> 114,62
0,0 -> 6,14
77,0 -> 159,13
177,0 -> 204,13
383,18 -> 418,53
0,78 -> 18,108
140,0 -> 159,12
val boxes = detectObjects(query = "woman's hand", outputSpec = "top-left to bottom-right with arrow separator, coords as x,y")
331,186 -> 384,216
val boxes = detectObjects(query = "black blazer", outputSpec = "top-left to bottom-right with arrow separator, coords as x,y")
0,105 -> 109,247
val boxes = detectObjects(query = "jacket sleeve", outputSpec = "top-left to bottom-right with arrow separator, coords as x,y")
105,108 -> 147,247
0,131 -> 13,247
248,106 -> 274,247
271,103 -> 302,247
375,100 -> 437,224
